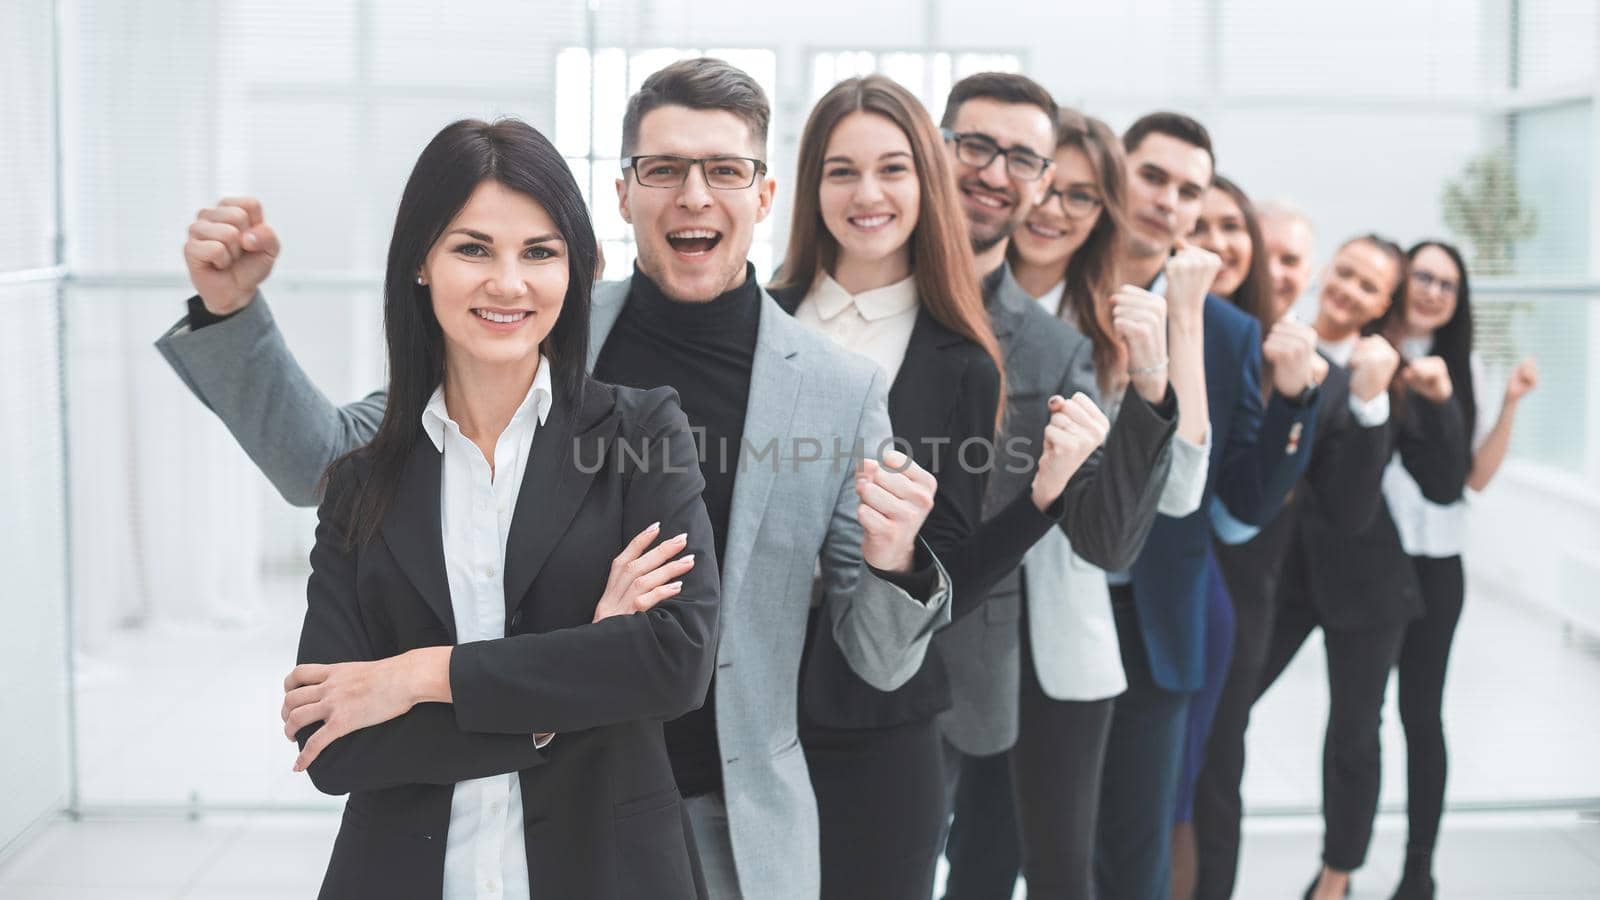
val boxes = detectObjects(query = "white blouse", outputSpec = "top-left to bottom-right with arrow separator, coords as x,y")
421,358 -> 554,900
793,272 -> 920,382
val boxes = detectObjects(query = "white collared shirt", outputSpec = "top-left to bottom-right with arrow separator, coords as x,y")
793,272 -> 921,382
421,357 -> 554,900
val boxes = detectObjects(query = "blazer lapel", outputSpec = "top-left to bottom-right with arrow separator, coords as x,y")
719,293 -> 802,609
503,379 -> 619,618
380,438 -> 457,642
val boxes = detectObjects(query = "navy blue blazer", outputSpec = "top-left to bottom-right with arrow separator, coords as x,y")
1128,295 -> 1322,691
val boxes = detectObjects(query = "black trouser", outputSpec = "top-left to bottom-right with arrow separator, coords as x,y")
1095,591 -> 1191,900
1257,599 -> 1408,872
1194,529 -> 1294,900
1396,554 -> 1464,856
1011,627 -> 1116,900
803,716 -> 947,900
941,740 -> 1021,900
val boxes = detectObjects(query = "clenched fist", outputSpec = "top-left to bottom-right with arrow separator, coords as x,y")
183,196 -> 280,316
1163,240 -> 1222,326
1401,355 -> 1454,404
1110,285 -> 1170,404
1505,357 -> 1539,404
1263,317 -> 1318,398
1031,393 -> 1110,511
1347,334 -> 1401,402
856,449 -> 938,574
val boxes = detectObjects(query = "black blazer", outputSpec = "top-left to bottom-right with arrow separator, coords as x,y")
295,378 -> 720,900
772,287 -> 1045,728
1286,369 -> 1468,630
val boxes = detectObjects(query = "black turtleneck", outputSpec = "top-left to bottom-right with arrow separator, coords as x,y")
592,262 -> 760,798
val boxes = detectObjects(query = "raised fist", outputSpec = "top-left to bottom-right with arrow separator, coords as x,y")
1401,355 -> 1454,405
1031,393 -> 1110,511
1347,334 -> 1401,402
1262,317 -> 1318,398
183,196 -> 280,316
1163,240 -> 1222,325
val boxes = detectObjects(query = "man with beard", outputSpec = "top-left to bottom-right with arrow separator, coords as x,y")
933,74 -> 1180,899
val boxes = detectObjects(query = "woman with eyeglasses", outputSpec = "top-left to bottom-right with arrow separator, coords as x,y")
1380,240 -> 1537,900
1000,107 -> 1215,900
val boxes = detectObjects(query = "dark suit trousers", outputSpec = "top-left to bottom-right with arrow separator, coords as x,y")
1096,589 -> 1191,900
941,740 -> 1021,900
1397,554 -> 1465,856
1256,599 -> 1407,872
1194,530 -> 1293,900
804,717 -> 946,900
1012,631 -> 1116,900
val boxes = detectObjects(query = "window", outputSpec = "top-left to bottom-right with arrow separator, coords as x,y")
808,49 -> 1024,120
555,47 -> 779,281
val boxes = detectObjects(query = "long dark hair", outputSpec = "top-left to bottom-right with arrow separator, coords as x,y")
1207,175 -> 1273,334
330,118 -> 597,547
1405,240 -> 1477,454
772,74 -> 1004,435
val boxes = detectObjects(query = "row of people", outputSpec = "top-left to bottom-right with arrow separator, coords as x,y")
156,56 -> 1535,900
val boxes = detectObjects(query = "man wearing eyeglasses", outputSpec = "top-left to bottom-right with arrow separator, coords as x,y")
155,58 -> 952,900
932,73 -> 1180,899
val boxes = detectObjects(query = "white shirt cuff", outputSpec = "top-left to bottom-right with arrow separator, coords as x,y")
1348,389 -> 1390,427
533,732 -> 555,749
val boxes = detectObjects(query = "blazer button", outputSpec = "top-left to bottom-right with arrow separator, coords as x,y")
510,611 -> 522,628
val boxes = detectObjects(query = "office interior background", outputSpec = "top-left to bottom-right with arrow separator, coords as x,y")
1,0 -> 1598,896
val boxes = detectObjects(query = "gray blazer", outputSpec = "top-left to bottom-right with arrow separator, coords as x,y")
156,279 -> 952,900
934,264 -> 1176,756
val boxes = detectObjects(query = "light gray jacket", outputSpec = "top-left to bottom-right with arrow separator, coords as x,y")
155,279 -> 952,900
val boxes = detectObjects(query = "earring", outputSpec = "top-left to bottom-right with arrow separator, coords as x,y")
416,276 -> 426,285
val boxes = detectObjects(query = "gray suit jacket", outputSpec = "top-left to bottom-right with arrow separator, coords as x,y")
156,280 -> 952,900
934,264 -> 1176,755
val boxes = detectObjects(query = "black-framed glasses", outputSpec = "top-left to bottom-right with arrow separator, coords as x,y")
1040,184 -> 1104,218
623,155 -> 767,190
941,129 -> 1052,181
1410,269 -> 1458,297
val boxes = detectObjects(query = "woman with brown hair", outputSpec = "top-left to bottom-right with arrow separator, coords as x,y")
769,75 -> 1102,900
998,108 -> 1215,899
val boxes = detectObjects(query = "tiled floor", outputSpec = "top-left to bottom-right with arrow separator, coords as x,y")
3,578 -> 1597,897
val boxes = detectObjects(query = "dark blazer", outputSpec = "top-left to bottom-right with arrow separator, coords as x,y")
1290,380 -> 1468,630
295,378 -> 720,900
770,287 -> 1002,727
1129,295 -> 1323,692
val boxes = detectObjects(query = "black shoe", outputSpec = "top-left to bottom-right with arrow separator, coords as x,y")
1389,851 -> 1436,900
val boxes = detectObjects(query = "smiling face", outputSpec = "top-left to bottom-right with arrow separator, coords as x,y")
1123,132 -> 1213,258
1261,210 -> 1315,319
1315,239 -> 1403,339
616,105 -> 775,302
1189,186 -> 1254,298
1009,145 -> 1103,274
1405,244 -> 1462,335
420,180 -> 568,370
945,97 -> 1057,253
817,110 -> 920,274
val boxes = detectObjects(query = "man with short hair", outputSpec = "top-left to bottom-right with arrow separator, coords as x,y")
1094,111 -> 1323,900
157,58 -> 953,900
1258,200 -> 1317,320
934,73 -> 1181,899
